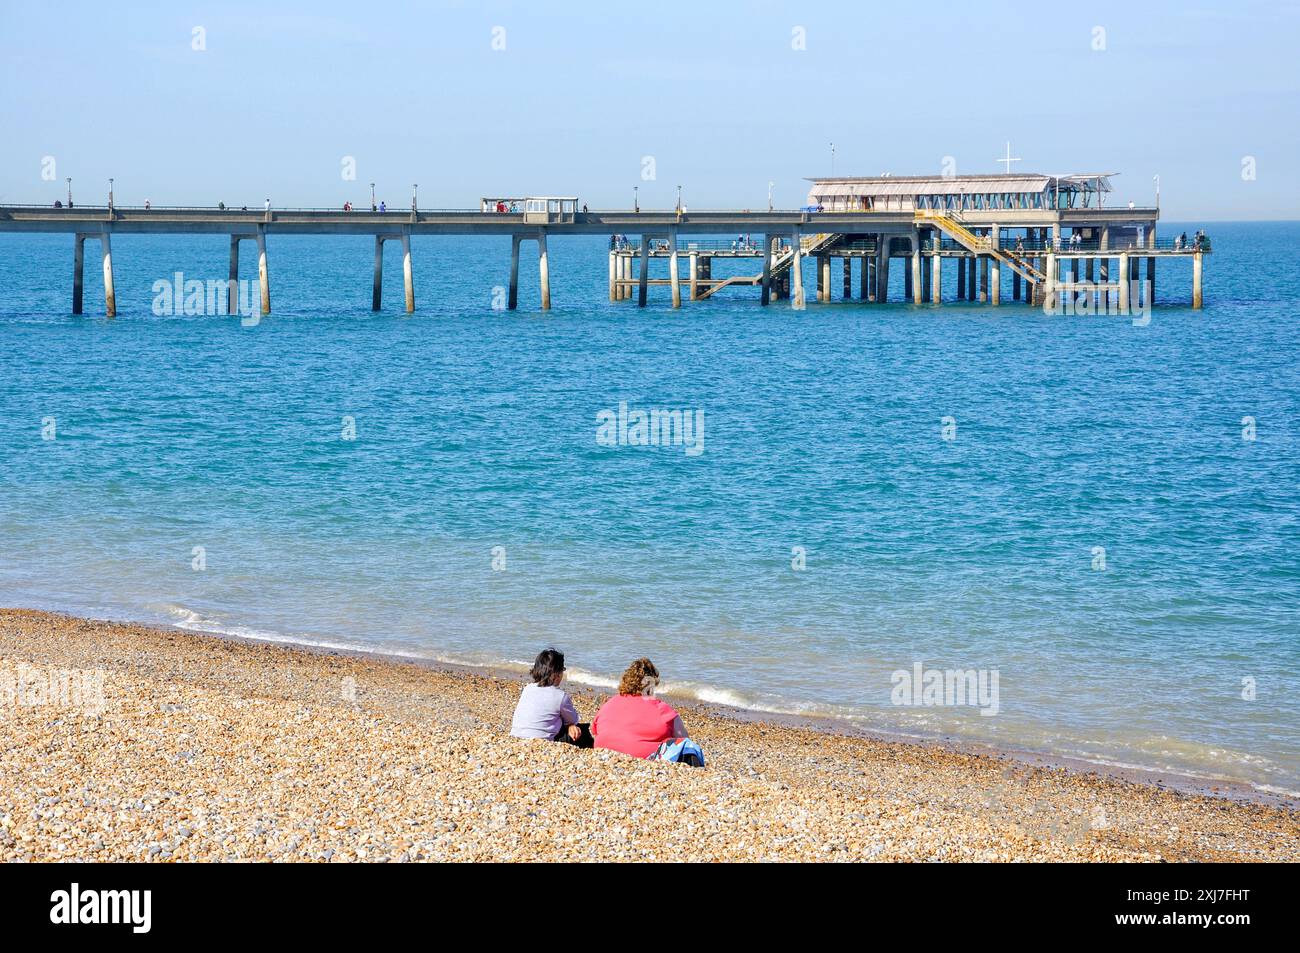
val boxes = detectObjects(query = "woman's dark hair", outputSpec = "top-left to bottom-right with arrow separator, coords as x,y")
530,648 -> 565,686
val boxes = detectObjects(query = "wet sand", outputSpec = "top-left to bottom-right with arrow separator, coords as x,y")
1,608 -> 1296,862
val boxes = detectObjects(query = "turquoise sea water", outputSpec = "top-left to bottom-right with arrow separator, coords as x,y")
1,222 -> 1297,795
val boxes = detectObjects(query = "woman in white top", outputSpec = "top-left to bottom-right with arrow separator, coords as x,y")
509,648 -> 592,747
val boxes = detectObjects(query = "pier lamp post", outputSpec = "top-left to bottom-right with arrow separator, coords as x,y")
66,178 -> 72,207
676,185 -> 682,212
108,178 -> 114,210
1153,174 -> 1160,211
633,186 -> 639,213
412,184 -> 418,211
370,182 -> 376,212
768,181 -> 774,212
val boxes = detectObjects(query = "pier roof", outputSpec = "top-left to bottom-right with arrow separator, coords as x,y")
805,174 -> 1115,197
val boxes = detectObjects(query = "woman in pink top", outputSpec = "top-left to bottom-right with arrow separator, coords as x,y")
592,658 -> 691,760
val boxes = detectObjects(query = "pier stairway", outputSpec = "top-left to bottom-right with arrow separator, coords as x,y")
915,211 -> 1046,286
697,232 -> 840,300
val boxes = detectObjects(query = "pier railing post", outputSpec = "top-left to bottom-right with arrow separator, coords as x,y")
373,236 -> 384,311
668,228 -> 681,308
256,225 -> 270,315
72,234 -> 85,315
100,227 -> 116,318
229,235 -> 241,315
509,235 -> 521,309
401,229 -> 415,313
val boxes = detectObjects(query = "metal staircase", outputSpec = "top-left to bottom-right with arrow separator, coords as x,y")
915,210 -> 1045,285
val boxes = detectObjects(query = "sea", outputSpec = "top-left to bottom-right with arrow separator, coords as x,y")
1,220 -> 1296,796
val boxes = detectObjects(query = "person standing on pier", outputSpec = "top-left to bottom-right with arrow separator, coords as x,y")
264,198 -> 271,212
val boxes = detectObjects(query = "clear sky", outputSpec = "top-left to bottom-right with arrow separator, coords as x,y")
2,0 -> 1297,219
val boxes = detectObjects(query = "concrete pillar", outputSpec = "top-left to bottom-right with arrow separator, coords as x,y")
760,234 -> 772,306
668,229 -> 681,308
72,234 -> 84,314
790,229 -> 805,310
910,242 -> 922,304
979,254 -> 989,303
931,250 -> 942,303
616,253 -> 626,301
401,230 -> 415,313
990,257 -> 1000,305
228,236 -> 240,315
842,257 -> 852,299
1013,269 -> 1021,301
689,252 -> 699,301
1045,253 -> 1057,311
1147,256 -> 1156,307
608,249 -> 616,303
373,236 -> 384,311
537,229 -> 550,311
1118,252 -> 1130,312
860,256 -> 870,300
638,235 -> 649,307
878,251 -> 890,303
509,235 -> 521,309
1192,252 -> 1203,309
957,253 -> 966,299
100,229 -> 116,317
254,227 -> 269,315
967,256 -> 977,301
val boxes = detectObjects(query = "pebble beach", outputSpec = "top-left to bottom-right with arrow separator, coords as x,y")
1,608 -> 1296,863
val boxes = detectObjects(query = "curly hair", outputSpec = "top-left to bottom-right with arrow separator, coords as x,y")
617,657 -> 660,696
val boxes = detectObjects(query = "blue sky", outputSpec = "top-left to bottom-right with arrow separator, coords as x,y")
2,0 -> 1297,218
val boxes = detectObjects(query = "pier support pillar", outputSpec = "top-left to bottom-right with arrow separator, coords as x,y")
537,229 -> 550,311
760,234 -> 772,306
990,257 -> 1000,306
638,235 -> 649,307
1013,269 -> 1021,302
1118,253 -> 1130,312
228,235 -> 241,314
1045,253 -> 1057,311
860,256 -> 870,300
843,258 -> 852,299
509,235 -> 521,309
72,234 -> 85,314
957,254 -> 966,299
668,229 -> 681,308
689,252 -> 699,301
255,226 -> 270,315
910,243 -> 922,304
878,252 -> 890,303
1192,252 -> 1203,309
790,229 -> 805,310
931,251 -> 942,303
401,230 -> 415,313
373,237 -> 384,311
966,256 -> 976,301
979,254 -> 989,303
608,250 -> 616,303
100,228 -> 116,317
1147,256 -> 1155,307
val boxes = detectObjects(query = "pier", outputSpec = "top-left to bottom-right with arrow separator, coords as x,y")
0,173 -> 1208,316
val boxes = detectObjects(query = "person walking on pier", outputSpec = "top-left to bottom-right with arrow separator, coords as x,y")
379,200 -> 386,212
264,198 -> 271,212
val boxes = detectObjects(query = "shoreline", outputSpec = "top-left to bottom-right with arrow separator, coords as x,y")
31,600 -> 1297,809
2,607 -> 1297,862
178,614 -> 1294,810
